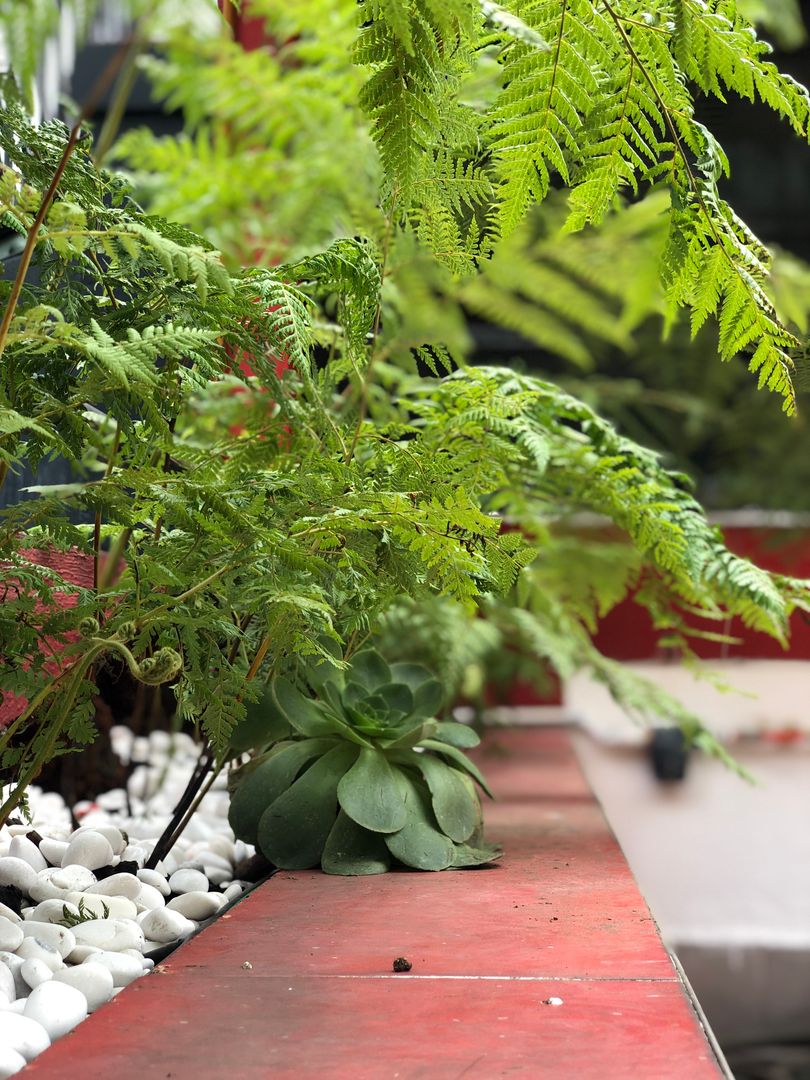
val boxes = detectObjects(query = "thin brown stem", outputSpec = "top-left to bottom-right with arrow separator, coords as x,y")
345,199 -> 397,464
0,38 -> 136,364
93,422 -> 121,592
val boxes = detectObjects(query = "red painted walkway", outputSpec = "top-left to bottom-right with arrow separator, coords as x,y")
26,728 -> 725,1078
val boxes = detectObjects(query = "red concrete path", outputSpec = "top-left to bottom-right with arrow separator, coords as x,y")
26,728 -> 725,1079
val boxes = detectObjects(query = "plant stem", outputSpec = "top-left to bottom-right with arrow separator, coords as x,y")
0,38 -> 136,364
152,762 -> 224,864
93,422 -> 121,593
0,648 -> 101,824
145,626 -> 275,868
93,47 -> 140,168
345,199 -> 397,464
141,556 -> 246,623
97,526 -> 132,592
144,745 -> 212,870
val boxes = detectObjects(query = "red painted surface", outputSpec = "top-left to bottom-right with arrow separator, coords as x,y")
0,548 -> 97,727
594,526 -> 810,663
27,728 -> 723,1079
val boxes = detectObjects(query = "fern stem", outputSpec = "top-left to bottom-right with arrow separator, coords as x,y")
93,45 -> 141,169
244,631 -> 273,683
150,761 -> 224,867
144,745 -> 212,870
0,38 -> 135,364
0,646 -> 102,825
146,627 -> 274,869
98,526 -> 132,593
140,555 -> 247,624
93,422 -> 122,593
616,15 -> 670,35
600,1 -> 737,289
345,202 -> 396,463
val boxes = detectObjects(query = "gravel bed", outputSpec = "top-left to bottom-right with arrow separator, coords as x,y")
0,727 -> 255,1076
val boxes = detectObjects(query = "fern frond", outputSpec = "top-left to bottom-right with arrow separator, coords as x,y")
490,0 -> 613,235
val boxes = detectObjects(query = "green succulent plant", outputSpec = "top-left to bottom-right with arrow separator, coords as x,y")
227,649 -> 501,875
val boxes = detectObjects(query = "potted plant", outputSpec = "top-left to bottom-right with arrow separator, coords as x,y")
0,0 -> 808,859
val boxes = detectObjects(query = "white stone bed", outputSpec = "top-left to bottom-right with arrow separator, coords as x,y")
0,725 -> 255,1076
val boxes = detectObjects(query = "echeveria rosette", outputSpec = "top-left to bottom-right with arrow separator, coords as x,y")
227,650 -> 501,875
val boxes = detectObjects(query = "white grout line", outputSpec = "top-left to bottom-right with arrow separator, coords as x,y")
295,974 -> 679,983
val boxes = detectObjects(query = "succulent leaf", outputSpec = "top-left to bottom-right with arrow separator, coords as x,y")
451,842 -> 503,868
257,743 -> 359,869
322,810 -> 392,876
410,755 -> 478,843
273,678 -> 338,737
337,747 -> 408,833
433,721 -> 481,749
375,682 -> 414,717
384,775 -> 455,871
412,678 -> 444,718
420,739 -> 494,798
349,650 -> 391,691
227,688 -> 292,754
228,738 -> 338,844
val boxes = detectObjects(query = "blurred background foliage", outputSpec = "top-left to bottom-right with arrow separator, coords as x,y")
108,0 -> 810,511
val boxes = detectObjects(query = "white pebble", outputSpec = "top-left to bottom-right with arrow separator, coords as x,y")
0,1046 -> 26,1078
0,955 -> 26,999
20,958 -> 53,990
63,892 -> 137,921
160,853 -> 179,876
0,906 -> 20,926
38,839 -> 68,867
139,908 -> 195,943
50,865 -> 97,893
28,869 -> 67,903
74,825 -> 125,856
7,838 -> 46,874
223,883 -> 243,902
85,873 -> 142,901
0,1013 -> 50,1061
62,831 -> 113,871
206,836 -> 235,861
167,892 -> 222,921
65,945 -> 101,965
29,900 -> 80,925
20,922 -> 75,959
53,963 -> 114,1012
194,851 -> 231,872
0,920 -> 22,954
72,918 -> 144,953
0,859 -> 37,895
121,844 -> 148,866
0,965 -> 15,1003
134,884 -> 165,913
202,866 -> 230,886
24,981 -> 87,1039
83,951 -> 143,988
95,788 -> 127,812
137,869 -> 170,896
16,939 -> 63,973
168,869 -> 208,895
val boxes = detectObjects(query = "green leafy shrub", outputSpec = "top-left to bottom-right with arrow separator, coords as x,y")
2,1 -> 810,868
228,650 -> 500,874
